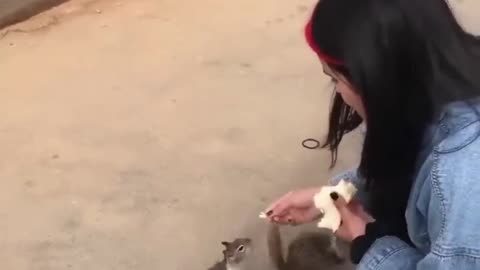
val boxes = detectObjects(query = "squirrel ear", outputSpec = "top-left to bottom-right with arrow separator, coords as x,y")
221,241 -> 230,247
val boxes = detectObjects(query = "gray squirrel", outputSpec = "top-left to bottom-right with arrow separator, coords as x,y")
208,238 -> 253,270
267,223 -> 351,270
207,224 -> 350,270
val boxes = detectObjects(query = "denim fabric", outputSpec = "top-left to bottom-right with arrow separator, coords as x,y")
333,102 -> 480,269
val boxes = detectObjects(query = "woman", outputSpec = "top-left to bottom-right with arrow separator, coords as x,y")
264,0 -> 480,269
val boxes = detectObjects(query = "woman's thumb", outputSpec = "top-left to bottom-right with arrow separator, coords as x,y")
330,192 -> 349,215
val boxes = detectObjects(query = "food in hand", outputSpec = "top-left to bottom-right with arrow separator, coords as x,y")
313,180 -> 357,232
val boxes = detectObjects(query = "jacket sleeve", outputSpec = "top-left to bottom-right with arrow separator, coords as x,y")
357,235 -> 480,270
357,139 -> 480,270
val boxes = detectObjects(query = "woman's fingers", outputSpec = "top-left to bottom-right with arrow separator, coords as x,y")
269,206 -> 322,225
330,192 -> 350,216
265,187 -> 320,216
264,192 -> 293,217
264,187 -> 324,225
288,207 -> 323,224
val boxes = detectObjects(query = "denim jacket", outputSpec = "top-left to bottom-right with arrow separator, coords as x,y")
332,102 -> 480,270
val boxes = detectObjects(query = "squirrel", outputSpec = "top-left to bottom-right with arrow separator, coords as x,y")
208,238 -> 253,270
207,224 -> 350,270
267,223 -> 349,270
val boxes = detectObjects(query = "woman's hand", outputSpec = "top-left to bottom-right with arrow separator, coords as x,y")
330,192 -> 375,242
264,187 -> 374,242
264,187 -> 323,225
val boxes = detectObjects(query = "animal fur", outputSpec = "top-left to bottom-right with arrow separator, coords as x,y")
267,223 -> 349,270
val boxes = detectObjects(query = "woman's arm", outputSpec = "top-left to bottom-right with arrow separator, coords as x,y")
356,138 -> 480,270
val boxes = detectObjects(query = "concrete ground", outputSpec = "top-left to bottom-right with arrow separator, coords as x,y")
0,0 -> 477,270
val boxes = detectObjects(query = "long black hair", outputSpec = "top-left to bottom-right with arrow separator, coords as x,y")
310,0 -> 480,231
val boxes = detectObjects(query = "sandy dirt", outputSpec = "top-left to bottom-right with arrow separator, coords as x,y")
0,0 -> 478,269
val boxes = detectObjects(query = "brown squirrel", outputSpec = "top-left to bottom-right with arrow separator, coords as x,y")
267,223 -> 351,270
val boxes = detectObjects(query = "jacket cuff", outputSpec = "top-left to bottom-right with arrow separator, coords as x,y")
350,221 -> 388,264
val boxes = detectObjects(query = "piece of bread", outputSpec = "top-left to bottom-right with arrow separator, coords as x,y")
313,180 -> 357,232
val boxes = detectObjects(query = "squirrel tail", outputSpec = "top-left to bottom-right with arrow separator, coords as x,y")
267,223 -> 285,270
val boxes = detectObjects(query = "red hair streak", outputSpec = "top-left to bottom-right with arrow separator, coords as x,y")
305,19 -> 344,66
